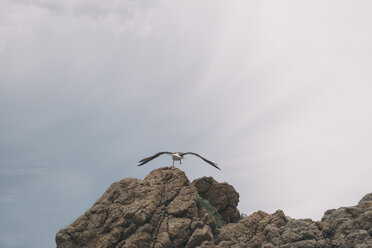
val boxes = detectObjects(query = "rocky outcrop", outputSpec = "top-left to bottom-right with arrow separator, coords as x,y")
56,167 -> 372,248
56,167 -> 237,248
217,210 -> 326,247
192,177 -> 240,223
216,193 -> 372,248
320,193 -> 372,247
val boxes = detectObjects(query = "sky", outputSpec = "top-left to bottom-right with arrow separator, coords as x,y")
1,0 -> 372,247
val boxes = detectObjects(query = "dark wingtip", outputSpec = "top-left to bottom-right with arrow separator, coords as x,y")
209,162 -> 221,170
214,164 -> 221,170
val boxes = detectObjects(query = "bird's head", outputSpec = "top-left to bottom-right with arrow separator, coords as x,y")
174,153 -> 183,159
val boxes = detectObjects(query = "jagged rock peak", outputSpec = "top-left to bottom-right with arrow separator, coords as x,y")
56,167 -> 372,248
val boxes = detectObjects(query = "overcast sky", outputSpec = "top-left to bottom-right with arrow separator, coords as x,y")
1,0 -> 372,247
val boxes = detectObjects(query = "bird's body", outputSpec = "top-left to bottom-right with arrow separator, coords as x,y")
138,151 -> 221,170
171,153 -> 183,161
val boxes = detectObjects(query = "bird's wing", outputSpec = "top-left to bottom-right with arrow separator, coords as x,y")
182,152 -> 221,170
138,151 -> 172,166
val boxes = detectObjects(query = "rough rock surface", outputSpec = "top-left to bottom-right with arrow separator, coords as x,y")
56,167 -> 227,248
215,193 -> 372,248
320,192 -> 372,248
192,177 -> 240,223
56,167 -> 372,248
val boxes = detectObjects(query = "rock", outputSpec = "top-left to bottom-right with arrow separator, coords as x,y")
215,193 -> 372,248
358,192 -> 372,205
192,177 -> 240,223
217,210 -> 290,247
56,167 -> 372,248
56,167 -> 230,248
186,225 -> 213,248
321,194 -> 372,248
56,167 -> 201,247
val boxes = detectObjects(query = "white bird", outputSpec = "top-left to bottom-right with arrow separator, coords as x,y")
138,151 -> 221,170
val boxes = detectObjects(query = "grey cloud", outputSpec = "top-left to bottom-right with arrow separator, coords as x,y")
0,194 -> 21,203
13,0 -> 159,17
0,167 -> 48,175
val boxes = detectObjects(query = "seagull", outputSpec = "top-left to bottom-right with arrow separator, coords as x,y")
138,151 -> 221,170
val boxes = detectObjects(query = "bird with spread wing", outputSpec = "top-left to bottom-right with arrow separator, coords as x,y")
138,151 -> 221,170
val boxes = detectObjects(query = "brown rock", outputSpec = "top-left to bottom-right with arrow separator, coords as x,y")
186,225 -> 213,248
55,168 -> 372,248
192,177 -> 240,223
321,194 -> 372,248
215,193 -> 372,248
358,193 -> 372,205
56,167 -> 201,248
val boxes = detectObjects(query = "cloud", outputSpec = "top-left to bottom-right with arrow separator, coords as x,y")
0,167 -> 48,175
6,0 -> 160,37
0,233 -> 26,248
0,193 -> 21,203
